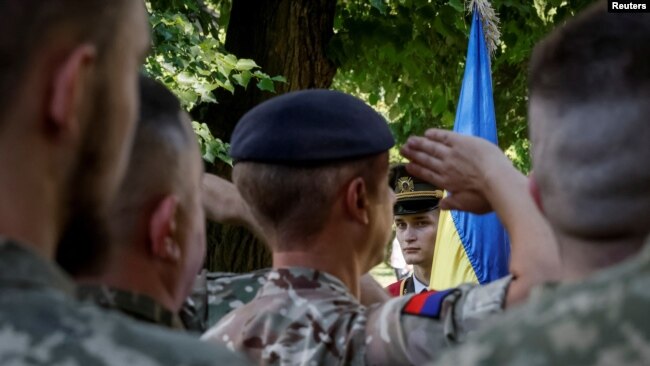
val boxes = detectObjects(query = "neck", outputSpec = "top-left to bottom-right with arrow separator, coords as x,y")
0,137 -> 62,259
556,232 -> 645,282
413,264 -> 431,287
78,247 -> 178,312
272,238 -> 363,299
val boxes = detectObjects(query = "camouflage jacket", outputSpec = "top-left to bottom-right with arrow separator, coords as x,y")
433,237 -> 650,366
201,267 -> 512,365
0,238 -> 250,365
205,269 -> 269,328
78,285 -> 185,330
181,269 -> 270,333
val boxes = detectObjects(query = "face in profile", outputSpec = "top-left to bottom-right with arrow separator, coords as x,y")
56,1 -> 151,274
395,209 -> 440,267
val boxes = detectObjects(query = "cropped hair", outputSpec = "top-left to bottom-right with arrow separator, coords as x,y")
529,2 -> 650,239
58,75 -> 195,276
234,154 -> 386,249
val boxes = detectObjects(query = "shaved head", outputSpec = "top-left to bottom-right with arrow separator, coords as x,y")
528,2 -> 650,240
114,75 -> 196,220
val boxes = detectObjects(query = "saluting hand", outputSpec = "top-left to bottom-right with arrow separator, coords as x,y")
400,128 -> 511,214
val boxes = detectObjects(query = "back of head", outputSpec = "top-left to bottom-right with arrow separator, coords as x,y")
112,75 -> 196,239
231,89 -> 395,249
59,75 -> 197,276
528,2 -> 650,241
0,0 -> 128,127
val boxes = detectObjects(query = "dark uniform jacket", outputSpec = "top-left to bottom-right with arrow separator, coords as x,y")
386,276 -> 416,296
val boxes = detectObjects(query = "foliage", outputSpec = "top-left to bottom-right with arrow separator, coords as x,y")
330,0 -> 594,173
192,122 -> 232,165
144,0 -> 285,166
147,0 -> 594,173
145,0 -> 285,110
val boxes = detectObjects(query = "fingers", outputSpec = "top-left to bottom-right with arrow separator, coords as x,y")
401,146 -> 444,175
402,135 -> 450,161
423,128 -> 455,146
438,197 -> 455,211
440,193 -> 493,214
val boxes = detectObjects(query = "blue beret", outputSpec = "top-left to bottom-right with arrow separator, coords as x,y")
230,89 -> 395,165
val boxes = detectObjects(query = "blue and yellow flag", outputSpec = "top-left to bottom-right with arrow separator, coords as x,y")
429,7 -> 510,290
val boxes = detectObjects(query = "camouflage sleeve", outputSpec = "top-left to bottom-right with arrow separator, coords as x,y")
364,275 -> 512,365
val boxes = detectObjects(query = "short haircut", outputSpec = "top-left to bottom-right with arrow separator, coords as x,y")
59,75 -> 195,276
0,0 -> 128,127
234,154 -> 387,249
110,75 -> 196,241
528,2 -> 650,239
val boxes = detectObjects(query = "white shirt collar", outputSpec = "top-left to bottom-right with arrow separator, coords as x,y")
412,274 -> 429,293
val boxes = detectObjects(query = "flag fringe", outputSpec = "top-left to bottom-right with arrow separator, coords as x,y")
466,0 -> 500,56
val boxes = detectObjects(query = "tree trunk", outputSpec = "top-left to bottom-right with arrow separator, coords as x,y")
195,0 -> 338,273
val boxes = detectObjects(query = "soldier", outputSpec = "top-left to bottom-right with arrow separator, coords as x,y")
0,1 -> 247,364
59,75 -> 206,330
386,164 -> 443,296
201,89 -> 548,365
401,3 -> 650,364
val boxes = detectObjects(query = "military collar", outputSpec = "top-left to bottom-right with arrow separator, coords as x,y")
0,237 -> 75,297
412,274 -> 429,294
77,285 -> 185,330
259,267 -> 353,299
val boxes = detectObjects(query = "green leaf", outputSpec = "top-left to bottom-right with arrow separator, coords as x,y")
369,93 -> 380,105
448,0 -> 464,13
370,0 -> 388,14
235,58 -> 259,71
271,75 -> 287,83
233,70 -> 253,88
257,78 -> 275,93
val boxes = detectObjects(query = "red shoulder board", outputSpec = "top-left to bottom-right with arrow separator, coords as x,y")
385,280 -> 403,297
402,289 -> 455,319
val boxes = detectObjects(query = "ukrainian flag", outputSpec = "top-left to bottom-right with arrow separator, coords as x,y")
429,5 -> 510,290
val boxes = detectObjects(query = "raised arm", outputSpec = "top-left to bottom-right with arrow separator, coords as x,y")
202,173 -> 263,239
400,129 -> 559,305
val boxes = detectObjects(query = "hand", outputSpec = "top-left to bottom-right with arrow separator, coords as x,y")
359,273 -> 389,306
202,174 -> 261,235
402,129 -> 559,306
400,129 -> 513,214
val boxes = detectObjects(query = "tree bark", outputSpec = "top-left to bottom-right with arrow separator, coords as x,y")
195,0 -> 338,272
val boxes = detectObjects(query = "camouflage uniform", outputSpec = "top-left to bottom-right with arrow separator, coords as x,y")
205,269 -> 269,328
78,285 -> 185,330
181,269 -> 270,333
0,238 -> 250,365
202,266 -> 512,365
433,238 -> 650,366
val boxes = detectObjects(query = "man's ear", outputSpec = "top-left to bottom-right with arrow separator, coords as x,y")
528,172 -> 545,215
49,44 -> 97,140
346,177 -> 370,225
149,195 -> 181,262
